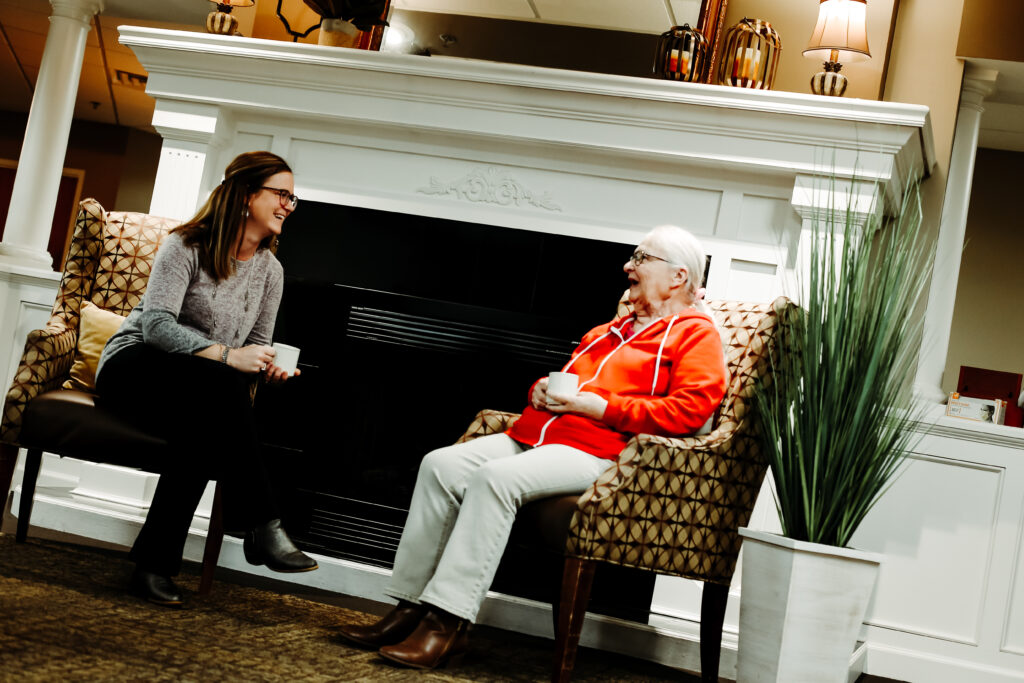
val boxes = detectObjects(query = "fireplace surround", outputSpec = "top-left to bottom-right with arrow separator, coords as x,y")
255,197 -> 661,617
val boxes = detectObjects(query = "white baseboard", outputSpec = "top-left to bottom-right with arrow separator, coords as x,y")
865,642 -> 1024,683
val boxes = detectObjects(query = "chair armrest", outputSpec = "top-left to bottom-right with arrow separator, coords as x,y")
567,423 -> 766,584
1,323 -> 78,445
456,409 -> 521,443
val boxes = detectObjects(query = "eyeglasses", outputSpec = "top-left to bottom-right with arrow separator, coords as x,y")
261,186 -> 299,209
628,249 -> 674,266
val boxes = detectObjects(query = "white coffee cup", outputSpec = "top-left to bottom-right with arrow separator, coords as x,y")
546,371 -> 578,406
272,342 -> 300,377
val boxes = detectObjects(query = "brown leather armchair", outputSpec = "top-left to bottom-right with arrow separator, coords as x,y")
456,297 -> 790,682
0,198 -> 225,594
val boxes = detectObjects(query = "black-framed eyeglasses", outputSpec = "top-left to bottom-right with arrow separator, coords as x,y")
261,186 -> 299,209
629,249 -> 674,266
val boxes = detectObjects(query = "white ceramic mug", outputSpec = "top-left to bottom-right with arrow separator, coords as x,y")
546,371 -> 578,406
272,342 -> 300,377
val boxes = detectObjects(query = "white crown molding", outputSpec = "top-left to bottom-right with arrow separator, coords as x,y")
119,26 -> 934,192
49,0 -> 105,25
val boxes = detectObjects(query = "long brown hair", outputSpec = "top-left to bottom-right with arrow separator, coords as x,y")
173,151 -> 292,281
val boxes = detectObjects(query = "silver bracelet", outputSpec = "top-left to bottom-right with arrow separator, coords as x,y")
220,345 -> 231,364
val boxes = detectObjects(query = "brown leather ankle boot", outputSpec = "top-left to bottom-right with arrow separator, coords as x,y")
378,609 -> 470,670
337,601 -> 427,649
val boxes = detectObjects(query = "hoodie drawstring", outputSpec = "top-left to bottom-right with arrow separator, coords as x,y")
534,317 -> 676,446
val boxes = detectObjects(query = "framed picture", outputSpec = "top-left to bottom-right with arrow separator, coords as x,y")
957,365 -> 1024,428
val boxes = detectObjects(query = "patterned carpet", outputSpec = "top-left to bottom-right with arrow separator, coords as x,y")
0,534 -> 697,682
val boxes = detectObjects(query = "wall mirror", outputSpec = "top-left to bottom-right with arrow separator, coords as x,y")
693,0 -> 729,83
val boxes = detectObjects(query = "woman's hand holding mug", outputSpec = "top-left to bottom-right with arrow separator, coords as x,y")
228,344 -> 275,374
531,377 -> 550,409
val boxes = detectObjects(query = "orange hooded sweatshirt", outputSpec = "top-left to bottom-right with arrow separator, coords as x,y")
507,311 -> 728,460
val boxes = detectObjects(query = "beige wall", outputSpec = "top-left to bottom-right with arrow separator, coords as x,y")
883,0 -> 966,393
944,148 -> 1024,387
113,128 -> 163,214
957,0 -> 1024,61
884,0 -> 965,179
721,0 -> 897,99
0,110 -> 162,215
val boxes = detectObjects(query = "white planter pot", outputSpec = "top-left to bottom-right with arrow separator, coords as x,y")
736,527 -> 881,683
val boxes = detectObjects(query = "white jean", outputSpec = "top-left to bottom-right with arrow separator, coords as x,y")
385,433 -> 612,622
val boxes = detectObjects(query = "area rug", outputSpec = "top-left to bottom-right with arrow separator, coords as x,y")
0,535 -> 691,681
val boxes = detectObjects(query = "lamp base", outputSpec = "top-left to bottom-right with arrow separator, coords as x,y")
207,10 -> 239,35
810,61 -> 848,97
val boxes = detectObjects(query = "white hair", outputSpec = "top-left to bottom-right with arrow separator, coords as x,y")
644,225 -> 712,316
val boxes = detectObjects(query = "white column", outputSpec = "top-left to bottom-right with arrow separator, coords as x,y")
790,173 -> 886,305
0,0 -> 105,270
913,67 -> 998,403
149,101 -> 235,220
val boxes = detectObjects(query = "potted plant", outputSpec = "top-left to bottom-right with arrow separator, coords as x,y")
737,177 -> 933,682
303,0 -> 388,48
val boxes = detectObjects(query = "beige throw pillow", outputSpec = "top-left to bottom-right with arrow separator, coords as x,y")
64,302 -> 127,392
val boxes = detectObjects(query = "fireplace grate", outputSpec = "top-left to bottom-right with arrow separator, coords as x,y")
347,306 -> 575,365
293,491 -> 408,568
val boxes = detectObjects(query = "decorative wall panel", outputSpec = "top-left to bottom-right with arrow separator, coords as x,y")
853,453 -> 1002,645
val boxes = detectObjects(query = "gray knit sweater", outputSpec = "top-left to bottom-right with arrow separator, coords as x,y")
97,232 -> 284,378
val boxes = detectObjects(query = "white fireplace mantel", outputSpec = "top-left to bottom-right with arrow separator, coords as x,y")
119,27 -> 932,264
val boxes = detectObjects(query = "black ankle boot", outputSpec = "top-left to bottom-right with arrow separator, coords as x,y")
130,568 -> 184,607
243,519 -> 318,573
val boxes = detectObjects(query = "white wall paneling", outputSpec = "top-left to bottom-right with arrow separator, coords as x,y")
0,267 -> 61,504
855,417 -> 1024,681
1004,493 -> 1024,654
853,452 -> 1002,645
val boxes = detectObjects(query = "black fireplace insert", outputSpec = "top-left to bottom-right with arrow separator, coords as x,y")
254,199 -> 658,620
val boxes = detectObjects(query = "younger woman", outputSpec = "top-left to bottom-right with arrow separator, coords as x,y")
97,151 -> 317,606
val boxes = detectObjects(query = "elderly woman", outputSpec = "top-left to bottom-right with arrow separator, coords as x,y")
337,225 -> 727,669
96,151 -> 317,607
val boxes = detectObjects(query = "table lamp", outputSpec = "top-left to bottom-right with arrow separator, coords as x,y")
803,0 -> 871,97
206,0 -> 255,36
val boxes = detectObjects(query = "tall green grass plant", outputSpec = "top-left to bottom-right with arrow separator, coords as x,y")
755,178 -> 933,548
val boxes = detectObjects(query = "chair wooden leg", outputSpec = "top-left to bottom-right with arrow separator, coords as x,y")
699,582 -> 729,683
198,483 -> 224,596
16,448 -> 43,543
552,557 -> 596,683
0,443 -> 18,506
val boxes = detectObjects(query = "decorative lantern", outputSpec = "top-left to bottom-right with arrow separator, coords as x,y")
205,0 -> 254,36
653,24 -> 709,83
718,18 -> 782,90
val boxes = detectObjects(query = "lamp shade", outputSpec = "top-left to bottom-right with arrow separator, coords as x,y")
803,0 -> 870,63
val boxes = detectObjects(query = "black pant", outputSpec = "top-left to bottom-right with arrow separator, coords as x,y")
96,344 -> 279,576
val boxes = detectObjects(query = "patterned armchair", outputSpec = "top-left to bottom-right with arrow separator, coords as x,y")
456,297 -> 790,683
0,198 -> 225,595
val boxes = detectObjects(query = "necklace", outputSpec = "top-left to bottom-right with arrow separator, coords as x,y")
212,256 -> 258,346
